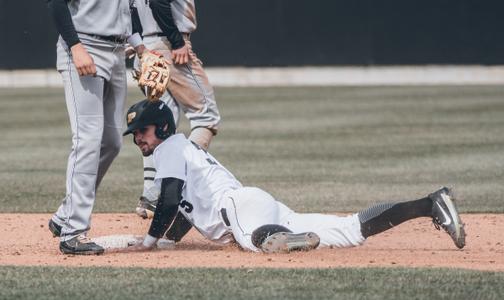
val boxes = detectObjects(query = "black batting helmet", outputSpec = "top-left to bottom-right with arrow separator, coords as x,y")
123,99 -> 176,140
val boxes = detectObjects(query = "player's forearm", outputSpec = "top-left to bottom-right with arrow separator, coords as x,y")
47,0 -> 80,48
149,0 -> 185,49
165,212 -> 193,242
130,5 -> 144,37
128,6 -> 144,50
147,203 -> 178,240
145,177 -> 184,246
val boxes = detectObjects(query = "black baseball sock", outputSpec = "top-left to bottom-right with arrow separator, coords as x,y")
358,197 -> 433,238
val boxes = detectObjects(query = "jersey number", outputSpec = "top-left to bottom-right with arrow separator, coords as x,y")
179,200 -> 193,213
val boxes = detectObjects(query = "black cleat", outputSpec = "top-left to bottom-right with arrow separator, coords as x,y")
135,196 -> 157,219
48,219 -> 62,237
260,232 -> 320,253
430,187 -> 466,249
59,235 -> 105,255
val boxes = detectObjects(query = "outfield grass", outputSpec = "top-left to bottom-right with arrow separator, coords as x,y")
0,266 -> 502,300
1,86 -> 503,213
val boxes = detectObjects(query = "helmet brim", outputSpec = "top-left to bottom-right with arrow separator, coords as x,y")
123,123 -> 142,136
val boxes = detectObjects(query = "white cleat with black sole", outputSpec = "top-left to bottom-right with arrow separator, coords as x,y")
430,187 -> 466,249
260,232 -> 320,253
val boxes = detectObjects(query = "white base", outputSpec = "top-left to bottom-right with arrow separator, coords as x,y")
91,234 -> 142,249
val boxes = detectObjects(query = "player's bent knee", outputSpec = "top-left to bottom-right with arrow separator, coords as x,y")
251,224 -> 292,248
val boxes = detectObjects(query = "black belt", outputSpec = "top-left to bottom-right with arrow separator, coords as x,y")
79,33 -> 126,44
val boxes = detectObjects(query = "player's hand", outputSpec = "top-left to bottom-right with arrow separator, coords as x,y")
127,243 -> 155,252
171,44 -> 190,65
125,45 -> 136,59
156,238 -> 176,249
70,43 -> 97,77
134,44 -> 147,58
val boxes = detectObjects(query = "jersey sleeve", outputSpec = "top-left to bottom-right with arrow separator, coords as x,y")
148,0 -> 185,49
164,211 -> 193,242
47,0 -> 80,48
148,177 -> 184,238
153,138 -> 187,182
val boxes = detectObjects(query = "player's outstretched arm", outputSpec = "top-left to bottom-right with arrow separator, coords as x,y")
119,177 -> 184,253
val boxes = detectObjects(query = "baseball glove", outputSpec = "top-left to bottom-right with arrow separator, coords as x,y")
134,51 -> 171,100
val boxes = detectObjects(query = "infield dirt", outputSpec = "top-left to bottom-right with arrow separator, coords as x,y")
1,213 -> 502,271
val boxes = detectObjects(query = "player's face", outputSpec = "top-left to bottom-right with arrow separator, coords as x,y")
133,125 -> 162,156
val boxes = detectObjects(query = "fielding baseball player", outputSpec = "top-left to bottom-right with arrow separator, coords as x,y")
46,0 -> 145,255
121,100 -> 466,253
130,0 -> 221,219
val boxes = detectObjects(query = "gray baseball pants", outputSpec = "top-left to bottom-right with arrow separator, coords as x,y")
52,35 -> 126,242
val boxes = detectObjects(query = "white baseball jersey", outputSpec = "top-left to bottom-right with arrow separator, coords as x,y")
134,0 -> 197,35
153,134 -> 242,241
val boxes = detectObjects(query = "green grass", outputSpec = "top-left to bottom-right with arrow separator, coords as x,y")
1,86 -> 503,213
0,266 -> 502,300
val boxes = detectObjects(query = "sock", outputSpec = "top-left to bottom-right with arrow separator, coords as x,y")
358,197 -> 432,238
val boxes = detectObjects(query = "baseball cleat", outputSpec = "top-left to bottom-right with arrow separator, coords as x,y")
48,219 -> 62,237
430,187 -> 466,249
59,235 -> 105,255
135,196 -> 157,219
260,232 -> 320,253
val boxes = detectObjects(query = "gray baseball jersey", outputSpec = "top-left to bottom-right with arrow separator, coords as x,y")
67,0 -> 133,37
134,0 -> 197,35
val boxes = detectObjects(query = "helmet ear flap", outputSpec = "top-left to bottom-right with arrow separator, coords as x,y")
155,124 -> 171,140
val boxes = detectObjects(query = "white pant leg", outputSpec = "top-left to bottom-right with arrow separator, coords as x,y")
53,69 -> 106,241
281,213 -> 365,248
223,187 -> 294,252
